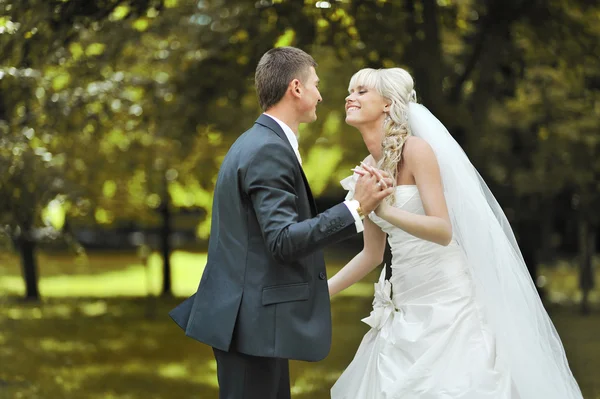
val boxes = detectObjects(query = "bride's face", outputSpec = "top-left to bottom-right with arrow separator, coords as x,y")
345,85 -> 389,128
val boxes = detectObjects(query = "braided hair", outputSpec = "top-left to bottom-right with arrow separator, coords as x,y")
348,68 -> 417,203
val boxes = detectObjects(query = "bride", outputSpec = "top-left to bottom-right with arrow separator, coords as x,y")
327,67 -> 583,399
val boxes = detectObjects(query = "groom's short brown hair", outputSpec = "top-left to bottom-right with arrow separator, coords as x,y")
255,47 -> 317,111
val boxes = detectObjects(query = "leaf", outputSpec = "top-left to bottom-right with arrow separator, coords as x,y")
52,73 -> 71,91
103,180 -> 117,198
110,5 -> 130,21
303,145 -> 344,196
132,18 -> 150,32
317,18 -> 329,29
69,43 -> 84,61
234,30 -> 249,42
85,43 -> 106,56
274,29 -> 295,48
94,208 -> 113,224
42,199 -> 66,230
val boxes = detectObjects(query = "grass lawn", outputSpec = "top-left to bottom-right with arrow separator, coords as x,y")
0,249 -> 598,398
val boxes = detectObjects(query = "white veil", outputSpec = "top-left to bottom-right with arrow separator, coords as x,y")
407,102 -> 583,399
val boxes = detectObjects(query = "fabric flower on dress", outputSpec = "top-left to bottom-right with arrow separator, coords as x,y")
361,266 -> 396,331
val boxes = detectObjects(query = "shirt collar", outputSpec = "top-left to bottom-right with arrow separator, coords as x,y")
263,113 -> 302,164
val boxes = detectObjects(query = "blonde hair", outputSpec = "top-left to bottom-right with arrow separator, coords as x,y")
348,68 -> 417,202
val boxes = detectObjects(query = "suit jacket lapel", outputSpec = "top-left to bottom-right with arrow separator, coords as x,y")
299,167 -> 318,216
255,114 -> 318,216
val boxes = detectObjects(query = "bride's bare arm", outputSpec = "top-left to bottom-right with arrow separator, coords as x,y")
369,137 -> 453,246
328,216 -> 387,297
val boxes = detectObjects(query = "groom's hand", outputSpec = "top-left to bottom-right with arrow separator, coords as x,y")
353,173 -> 394,215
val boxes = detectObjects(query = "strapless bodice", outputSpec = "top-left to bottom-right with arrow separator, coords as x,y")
368,185 -> 463,268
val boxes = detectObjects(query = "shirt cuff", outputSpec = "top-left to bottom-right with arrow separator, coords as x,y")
344,200 -> 364,233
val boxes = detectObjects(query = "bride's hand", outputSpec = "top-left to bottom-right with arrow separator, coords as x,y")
351,163 -> 390,181
359,163 -> 395,192
351,166 -> 369,177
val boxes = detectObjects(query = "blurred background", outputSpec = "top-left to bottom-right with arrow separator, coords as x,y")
0,0 -> 598,398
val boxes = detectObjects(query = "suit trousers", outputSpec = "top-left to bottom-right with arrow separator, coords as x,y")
213,347 -> 291,399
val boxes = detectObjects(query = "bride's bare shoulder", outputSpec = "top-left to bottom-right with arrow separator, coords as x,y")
404,136 -> 438,170
404,136 -> 433,158
404,136 -> 429,150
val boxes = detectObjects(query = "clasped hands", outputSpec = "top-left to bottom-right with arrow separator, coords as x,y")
351,162 -> 395,215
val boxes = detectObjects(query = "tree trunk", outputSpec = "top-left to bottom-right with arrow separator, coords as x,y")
419,0 -> 443,112
18,234 -> 40,300
160,188 -> 172,297
578,217 -> 595,315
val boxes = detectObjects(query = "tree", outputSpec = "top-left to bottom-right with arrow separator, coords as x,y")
0,0 -> 160,299
1,0 -> 598,302
0,0 -> 295,297
488,0 -> 599,307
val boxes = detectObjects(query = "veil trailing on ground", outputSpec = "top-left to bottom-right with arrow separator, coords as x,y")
407,102 -> 583,399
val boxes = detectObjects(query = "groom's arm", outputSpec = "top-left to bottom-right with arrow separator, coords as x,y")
244,142 -> 358,264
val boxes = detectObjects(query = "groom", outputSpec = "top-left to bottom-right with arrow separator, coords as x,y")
169,47 -> 393,399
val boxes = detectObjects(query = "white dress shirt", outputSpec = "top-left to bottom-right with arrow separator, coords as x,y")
263,113 -> 364,233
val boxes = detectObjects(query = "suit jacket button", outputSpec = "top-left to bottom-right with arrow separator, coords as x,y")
319,272 -> 326,280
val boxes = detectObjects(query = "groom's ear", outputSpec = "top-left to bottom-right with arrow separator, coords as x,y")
290,79 -> 302,98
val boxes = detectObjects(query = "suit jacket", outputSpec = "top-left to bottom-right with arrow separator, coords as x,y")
169,114 -> 358,361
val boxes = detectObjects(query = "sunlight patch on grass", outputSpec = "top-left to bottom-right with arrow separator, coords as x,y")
39,338 -> 96,353
158,363 -> 189,379
5,306 -> 43,320
0,275 -> 27,296
49,303 -> 77,318
168,251 -> 207,295
291,367 -> 342,395
79,300 -> 109,316
1,251 -> 598,306
157,359 -> 217,386
121,360 -> 158,374
40,264 -> 160,297
195,359 -> 219,388
82,359 -> 217,390
88,394 -> 135,399
0,251 -> 208,297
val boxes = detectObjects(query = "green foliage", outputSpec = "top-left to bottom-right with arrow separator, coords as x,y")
500,0 -> 599,211
0,0 -> 598,251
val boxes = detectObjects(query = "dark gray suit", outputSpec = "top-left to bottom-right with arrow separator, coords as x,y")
169,114 -> 358,398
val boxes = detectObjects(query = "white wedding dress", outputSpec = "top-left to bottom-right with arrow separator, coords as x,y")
330,103 -> 583,399
331,181 -> 513,399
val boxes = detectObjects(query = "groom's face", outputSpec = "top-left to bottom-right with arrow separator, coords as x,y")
296,67 -> 322,123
